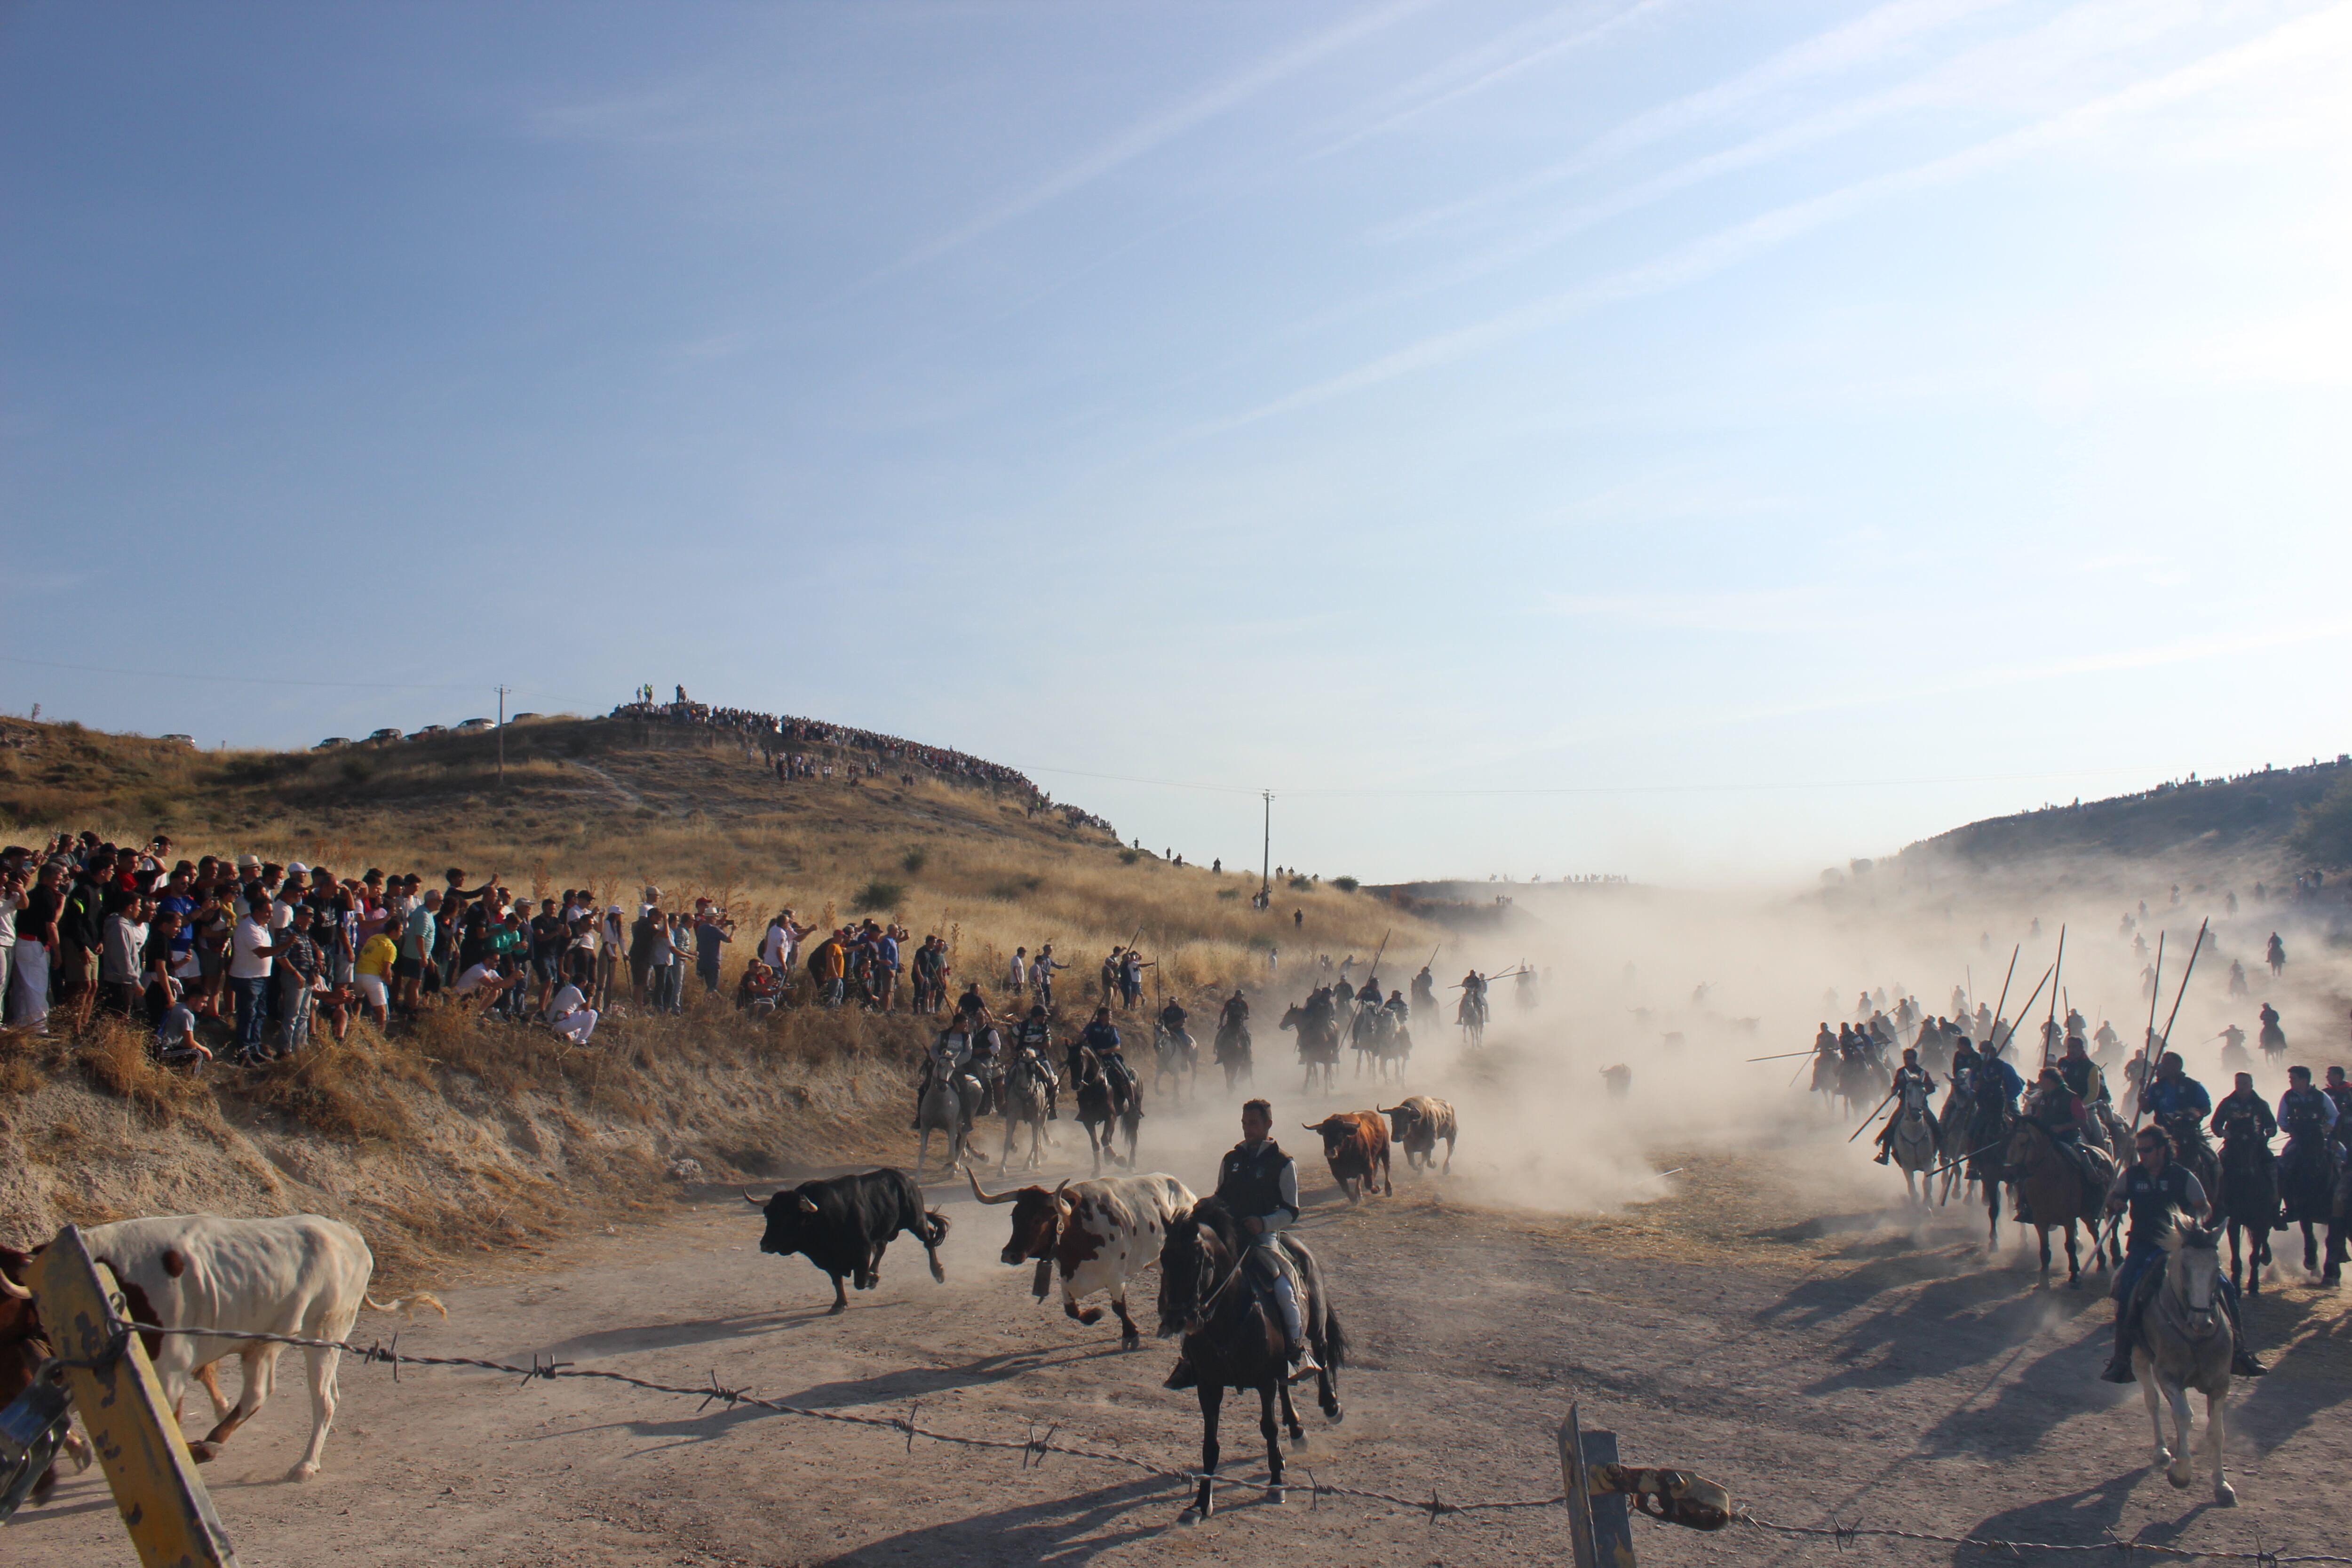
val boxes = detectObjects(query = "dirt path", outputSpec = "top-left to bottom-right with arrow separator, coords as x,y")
10,1135 -> 2350,1567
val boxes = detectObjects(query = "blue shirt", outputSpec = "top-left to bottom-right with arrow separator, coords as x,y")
2145,1074 -> 2213,1120
1972,1056 -> 2025,1104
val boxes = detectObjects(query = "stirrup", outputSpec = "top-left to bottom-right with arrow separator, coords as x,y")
2232,1349 -> 2266,1377
1285,1348 -> 1320,1384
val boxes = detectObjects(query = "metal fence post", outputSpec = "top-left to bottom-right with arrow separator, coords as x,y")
29,1225 -> 238,1567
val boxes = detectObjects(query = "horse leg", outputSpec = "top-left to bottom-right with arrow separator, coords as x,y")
1184,1383 -> 1224,1520
2037,1225 -> 2051,1287
2140,1359 -> 2172,1466
1277,1377 -> 1305,1445
915,1126 -> 932,1186
1259,1382 -> 1286,1501
2207,1387 -> 2234,1506
2165,1380 -> 2196,1490
2304,1220 -> 2320,1274
2063,1220 -> 2080,1289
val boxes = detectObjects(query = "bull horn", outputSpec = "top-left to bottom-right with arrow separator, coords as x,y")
798,1195 -> 820,1214
1052,1178 -> 1072,1209
968,1170 -> 1018,1205
1378,1106 -> 1401,1116
743,1189 -> 770,1207
0,1270 -> 30,1300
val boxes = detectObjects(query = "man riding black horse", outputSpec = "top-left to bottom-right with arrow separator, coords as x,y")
1165,1097 -> 1317,1391
1075,1005 -> 1143,1118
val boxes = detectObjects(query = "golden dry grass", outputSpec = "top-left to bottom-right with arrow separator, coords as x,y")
0,714 -> 1434,1000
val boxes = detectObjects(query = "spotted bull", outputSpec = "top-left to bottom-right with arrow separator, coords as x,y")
746,1169 -> 949,1313
968,1170 -> 1195,1346
1306,1111 -> 1392,1201
1379,1095 -> 1458,1174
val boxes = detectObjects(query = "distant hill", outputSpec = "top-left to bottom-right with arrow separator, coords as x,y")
1902,753 -> 2352,871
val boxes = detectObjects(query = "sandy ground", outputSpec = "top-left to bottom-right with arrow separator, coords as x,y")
8,1076 -> 2351,1568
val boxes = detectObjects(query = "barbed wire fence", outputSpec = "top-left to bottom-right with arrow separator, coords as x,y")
58,1316 -> 2352,1565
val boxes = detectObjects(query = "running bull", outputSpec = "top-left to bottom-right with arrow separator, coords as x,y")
1305,1111 -> 1392,1201
746,1169 -> 949,1313
968,1170 -> 1195,1347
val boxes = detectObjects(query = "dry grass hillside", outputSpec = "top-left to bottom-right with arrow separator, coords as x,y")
0,714 -> 1437,1281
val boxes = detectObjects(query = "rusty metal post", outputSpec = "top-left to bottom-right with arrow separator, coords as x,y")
29,1226 -> 238,1567
1559,1403 -> 1638,1568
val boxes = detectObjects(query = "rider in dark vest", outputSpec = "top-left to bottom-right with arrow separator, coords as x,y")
2100,1125 -> 2263,1383
1158,997 -> 1190,1043
2058,1035 -> 2105,1105
1165,1098 -> 1316,1391
1871,1048 -> 1936,1164
2209,1073 -> 2276,1144
1077,1006 -> 1143,1116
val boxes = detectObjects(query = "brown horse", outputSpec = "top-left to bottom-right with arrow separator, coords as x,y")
2003,1118 -> 2114,1288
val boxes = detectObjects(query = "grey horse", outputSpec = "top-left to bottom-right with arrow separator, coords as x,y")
915,1070 -> 981,1185
2132,1224 -> 2236,1505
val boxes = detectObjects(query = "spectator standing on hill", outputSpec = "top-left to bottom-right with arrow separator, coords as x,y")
99,895 -> 150,1018
1008,947 -> 1026,996
1032,943 -> 1062,1010
354,916 -> 398,1026
694,903 -> 732,995
7,860 -> 64,1031
532,898 -> 571,1011
394,888 -> 441,1015
275,903 -> 327,1055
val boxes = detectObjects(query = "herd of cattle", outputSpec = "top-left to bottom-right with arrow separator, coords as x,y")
0,1095 -> 1460,1511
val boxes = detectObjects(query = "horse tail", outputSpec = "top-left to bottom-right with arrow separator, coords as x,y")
1320,1305 -> 1348,1370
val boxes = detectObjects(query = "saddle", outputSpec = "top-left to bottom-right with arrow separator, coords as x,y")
2120,1255 -> 2168,1349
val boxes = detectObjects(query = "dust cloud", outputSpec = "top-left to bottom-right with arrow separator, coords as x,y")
1090,858 -> 2351,1227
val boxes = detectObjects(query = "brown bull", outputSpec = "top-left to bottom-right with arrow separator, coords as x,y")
1305,1112 -> 1391,1202
1379,1095 -> 1457,1174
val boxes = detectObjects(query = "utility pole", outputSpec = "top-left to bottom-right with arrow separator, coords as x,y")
495,684 -> 510,788
1260,789 -> 1272,910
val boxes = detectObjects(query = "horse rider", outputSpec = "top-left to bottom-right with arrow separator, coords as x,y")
1949,1031 -> 1981,1082
2017,1067 -> 2104,1212
2218,1024 -> 2250,1070
2057,1032 -> 2105,1106
1411,966 -> 1435,1015
2100,1123 -> 2265,1383
2091,1018 -> 2122,1068
1383,988 -> 1409,1025
1814,1021 -> 1838,1059
1078,1005 -> 1143,1118
1356,975 -> 1382,1010
1015,1004 -> 1061,1116
2137,1051 -> 2212,1126
1218,988 -> 1249,1037
1163,1097 -> 1318,1392
2278,1062 -> 2338,1179
2326,1066 -> 2352,1285
2209,1071 -> 2276,1145
2258,1002 -> 2286,1057
2266,931 -> 2286,975
954,981 -> 987,1022
913,1019 -> 977,1130
1872,1047 -> 1937,1164
1157,995 -> 1192,1052
966,1005 -> 1006,1115
1971,1038 -> 2025,1112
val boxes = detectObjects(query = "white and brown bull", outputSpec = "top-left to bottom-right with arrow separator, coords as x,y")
1379,1095 -> 1458,1175
968,1170 -> 1195,1347
1,1214 -> 442,1482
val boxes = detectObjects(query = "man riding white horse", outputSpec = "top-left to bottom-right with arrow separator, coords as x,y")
2101,1124 -> 2265,1384
1872,1047 -> 1937,1165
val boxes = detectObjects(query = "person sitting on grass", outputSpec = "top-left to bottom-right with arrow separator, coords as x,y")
736,959 -> 782,1017
548,976 -> 600,1044
151,978 -> 212,1068
451,957 -> 529,1011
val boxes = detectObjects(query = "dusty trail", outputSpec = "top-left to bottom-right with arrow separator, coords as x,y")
8,1106 -> 2348,1568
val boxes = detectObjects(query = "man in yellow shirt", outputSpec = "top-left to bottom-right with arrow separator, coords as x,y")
354,920 -> 399,1026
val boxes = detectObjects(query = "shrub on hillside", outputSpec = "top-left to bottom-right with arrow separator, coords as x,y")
855,878 -> 905,912
1332,876 -> 1359,892
2288,776 -> 2352,868
900,847 -> 929,876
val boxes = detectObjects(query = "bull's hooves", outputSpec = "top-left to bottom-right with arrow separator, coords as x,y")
188,1442 -> 220,1464
286,1463 -> 319,1483
2215,1484 -> 2237,1507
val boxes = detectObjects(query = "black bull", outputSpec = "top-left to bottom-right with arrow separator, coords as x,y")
746,1169 -> 950,1313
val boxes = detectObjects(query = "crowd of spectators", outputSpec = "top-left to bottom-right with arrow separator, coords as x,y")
616,687 -> 1119,838
1,832 -> 610,1066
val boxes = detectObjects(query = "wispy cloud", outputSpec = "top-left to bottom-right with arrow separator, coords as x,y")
1207,1 -> 2352,431
1372,0 -> 2024,243
1312,0 -> 1686,159
864,0 -> 1439,285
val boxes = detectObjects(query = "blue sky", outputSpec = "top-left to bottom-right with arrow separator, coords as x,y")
4,1 -> 2348,882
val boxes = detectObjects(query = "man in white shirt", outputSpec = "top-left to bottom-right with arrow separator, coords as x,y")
549,979 -> 599,1044
228,904 -> 295,1059
1009,947 -> 1026,995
